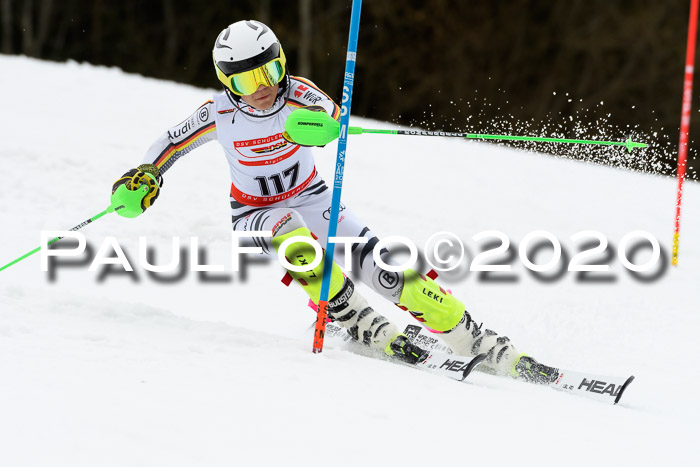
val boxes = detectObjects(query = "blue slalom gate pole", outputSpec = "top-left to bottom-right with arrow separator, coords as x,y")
313,0 -> 363,353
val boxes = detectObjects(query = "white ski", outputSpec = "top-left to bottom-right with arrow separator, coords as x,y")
400,324 -> 635,405
322,322 -> 486,382
548,368 -> 635,405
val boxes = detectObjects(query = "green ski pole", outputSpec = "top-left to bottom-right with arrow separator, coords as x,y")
352,128 -> 647,153
283,108 -> 648,152
0,206 -> 115,272
0,179 -> 150,272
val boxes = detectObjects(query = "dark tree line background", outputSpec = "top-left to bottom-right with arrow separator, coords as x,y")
2,0 -> 698,180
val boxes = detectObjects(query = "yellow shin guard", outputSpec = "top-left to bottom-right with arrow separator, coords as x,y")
398,269 -> 464,332
271,226 -> 345,303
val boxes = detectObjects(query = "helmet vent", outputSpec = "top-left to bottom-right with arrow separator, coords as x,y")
245,20 -> 269,40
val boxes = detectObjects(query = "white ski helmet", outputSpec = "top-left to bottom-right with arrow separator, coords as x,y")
213,20 -> 287,96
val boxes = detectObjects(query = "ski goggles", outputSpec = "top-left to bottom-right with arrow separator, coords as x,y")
217,54 -> 287,96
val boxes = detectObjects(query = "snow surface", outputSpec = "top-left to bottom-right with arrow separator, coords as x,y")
1,55 -> 699,466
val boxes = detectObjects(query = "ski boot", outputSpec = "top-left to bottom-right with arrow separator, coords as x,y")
386,334 -> 429,364
396,270 -> 521,376
512,356 -> 559,384
438,309 -> 522,377
327,276 -> 428,363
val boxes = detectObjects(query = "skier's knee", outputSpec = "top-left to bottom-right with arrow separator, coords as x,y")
271,216 -> 344,303
270,210 -> 316,263
397,269 -> 464,332
270,209 -> 307,238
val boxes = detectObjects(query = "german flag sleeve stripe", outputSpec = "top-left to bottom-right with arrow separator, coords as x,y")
330,102 -> 341,120
154,121 -> 216,169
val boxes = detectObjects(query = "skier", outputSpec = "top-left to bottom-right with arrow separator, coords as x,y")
112,20 -> 553,381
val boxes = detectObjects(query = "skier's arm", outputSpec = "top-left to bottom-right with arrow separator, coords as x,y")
287,77 -> 341,121
283,77 -> 343,147
312,92 -> 341,122
111,100 -> 217,218
142,100 -> 217,174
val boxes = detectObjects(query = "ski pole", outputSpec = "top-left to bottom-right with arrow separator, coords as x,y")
349,128 -> 647,153
0,205 -> 116,272
0,178 -> 150,273
284,107 -> 648,152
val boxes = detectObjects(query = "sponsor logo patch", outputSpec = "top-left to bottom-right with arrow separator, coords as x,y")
294,84 -> 309,98
271,212 -> 293,237
168,117 -> 196,140
322,203 -> 346,220
378,271 -> 399,289
303,91 -> 323,104
198,106 -> 209,122
578,378 -> 621,396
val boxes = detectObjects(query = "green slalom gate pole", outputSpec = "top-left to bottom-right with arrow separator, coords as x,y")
283,108 -> 648,152
0,205 -> 117,273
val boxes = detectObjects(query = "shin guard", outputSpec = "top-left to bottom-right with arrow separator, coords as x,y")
271,226 -> 345,304
397,269 -> 465,332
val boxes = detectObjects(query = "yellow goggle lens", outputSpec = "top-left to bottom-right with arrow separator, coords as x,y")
229,59 -> 285,96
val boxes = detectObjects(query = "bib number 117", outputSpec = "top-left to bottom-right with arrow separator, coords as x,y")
254,162 -> 299,196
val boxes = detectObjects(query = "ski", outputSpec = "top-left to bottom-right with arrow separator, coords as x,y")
320,321 -> 634,404
322,322 -> 486,382
547,367 -> 635,405
401,324 -> 635,405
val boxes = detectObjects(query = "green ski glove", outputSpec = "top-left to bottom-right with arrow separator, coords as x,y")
111,164 -> 162,218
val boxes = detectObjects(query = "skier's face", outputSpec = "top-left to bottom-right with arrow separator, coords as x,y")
241,84 -> 279,110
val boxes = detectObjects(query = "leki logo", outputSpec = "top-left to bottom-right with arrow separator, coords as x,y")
421,287 -> 444,303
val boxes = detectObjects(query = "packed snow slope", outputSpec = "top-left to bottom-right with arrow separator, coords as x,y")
1,56 -> 698,466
